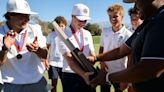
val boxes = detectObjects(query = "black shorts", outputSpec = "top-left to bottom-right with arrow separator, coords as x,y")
48,65 -> 62,80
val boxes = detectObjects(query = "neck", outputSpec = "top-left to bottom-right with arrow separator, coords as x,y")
70,24 -> 80,33
112,24 -> 123,32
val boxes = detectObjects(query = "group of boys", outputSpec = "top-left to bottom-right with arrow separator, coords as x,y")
0,0 -> 163,92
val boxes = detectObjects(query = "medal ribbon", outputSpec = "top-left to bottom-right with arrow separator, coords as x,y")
14,31 -> 27,52
70,25 -> 84,52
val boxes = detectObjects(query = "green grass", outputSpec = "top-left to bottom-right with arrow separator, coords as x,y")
44,36 -> 128,92
92,36 -> 100,54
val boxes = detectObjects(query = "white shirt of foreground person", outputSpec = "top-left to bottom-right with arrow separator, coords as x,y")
100,25 -> 132,74
59,27 -> 95,73
0,24 -> 46,84
46,31 -> 63,68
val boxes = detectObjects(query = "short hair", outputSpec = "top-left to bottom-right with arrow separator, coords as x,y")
107,4 -> 124,16
54,16 -> 67,26
128,7 -> 140,16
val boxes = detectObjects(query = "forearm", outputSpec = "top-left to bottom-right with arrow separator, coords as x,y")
64,52 -> 85,77
0,46 -> 8,65
97,44 -> 130,62
34,47 -> 48,59
108,60 -> 164,83
98,48 -> 125,62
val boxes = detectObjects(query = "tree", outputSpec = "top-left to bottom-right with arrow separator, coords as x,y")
84,23 -> 102,36
0,21 -> 5,26
30,16 -> 51,36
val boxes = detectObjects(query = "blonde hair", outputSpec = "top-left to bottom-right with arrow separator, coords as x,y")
107,4 -> 124,16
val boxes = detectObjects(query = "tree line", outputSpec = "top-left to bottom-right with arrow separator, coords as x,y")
0,15 -> 102,36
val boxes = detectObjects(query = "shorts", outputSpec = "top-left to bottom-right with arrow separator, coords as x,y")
48,65 -> 62,80
62,72 -> 96,92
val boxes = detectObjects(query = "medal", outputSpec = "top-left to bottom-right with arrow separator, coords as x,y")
14,31 -> 27,60
16,54 -> 22,59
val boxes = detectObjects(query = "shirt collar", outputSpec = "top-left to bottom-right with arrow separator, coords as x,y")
4,22 -> 28,35
113,25 -> 126,34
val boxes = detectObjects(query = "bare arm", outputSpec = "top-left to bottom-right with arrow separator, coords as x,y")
99,46 -> 104,54
34,47 -> 48,59
127,53 -> 133,67
26,37 -> 48,59
0,46 -> 8,65
97,44 -> 131,62
63,52 -> 85,77
0,32 -> 15,65
108,60 -> 164,83
99,46 -> 107,71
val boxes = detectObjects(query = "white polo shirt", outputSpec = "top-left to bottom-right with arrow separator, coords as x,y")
100,25 -> 132,74
0,23 -> 46,84
46,31 -> 63,68
59,27 -> 95,73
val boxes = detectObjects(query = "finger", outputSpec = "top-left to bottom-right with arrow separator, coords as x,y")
7,30 -> 16,38
30,43 -> 37,47
33,36 -> 38,43
88,72 -> 94,75
26,44 -> 34,51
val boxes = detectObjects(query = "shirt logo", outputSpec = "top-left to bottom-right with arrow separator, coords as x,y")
27,32 -> 34,38
83,8 -> 88,15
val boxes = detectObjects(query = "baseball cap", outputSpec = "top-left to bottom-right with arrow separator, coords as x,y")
72,3 -> 90,21
6,0 -> 37,14
123,0 -> 135,3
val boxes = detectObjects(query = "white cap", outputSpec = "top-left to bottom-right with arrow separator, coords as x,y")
72,3 -> 90,21
123,0 -> 135,3
6,0 -> 37,14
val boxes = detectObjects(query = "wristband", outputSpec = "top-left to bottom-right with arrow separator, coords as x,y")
106,72 -> 111,84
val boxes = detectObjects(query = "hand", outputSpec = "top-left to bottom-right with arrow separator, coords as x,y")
90,70 -> 107,88
100,62 -> 108,72
3,30 -> 16,49
82,72 -> 94,85
26,37 -> 39,52
87,56 -> 95,64
120,82 -> 128,91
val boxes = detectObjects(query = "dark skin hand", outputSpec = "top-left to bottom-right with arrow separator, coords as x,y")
26,37 -> 48,59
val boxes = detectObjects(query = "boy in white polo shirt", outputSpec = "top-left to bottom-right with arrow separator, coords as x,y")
58,3 -> 96,92
99,4 -> 132,92
0,0 -> 48,92
46,16 -> 67,92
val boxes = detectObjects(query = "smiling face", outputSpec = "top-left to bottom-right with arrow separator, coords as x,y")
107,4 -> 124,28
72,15 -> 87,31
108,11 -> 123,27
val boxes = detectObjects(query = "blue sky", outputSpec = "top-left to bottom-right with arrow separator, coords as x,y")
0,0 -> 134,24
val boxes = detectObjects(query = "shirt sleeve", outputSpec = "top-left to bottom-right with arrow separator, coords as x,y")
58,36 -> 70,55
33,24 -> 46,48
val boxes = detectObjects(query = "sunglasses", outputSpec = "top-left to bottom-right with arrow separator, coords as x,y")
74,16 -> 87,23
